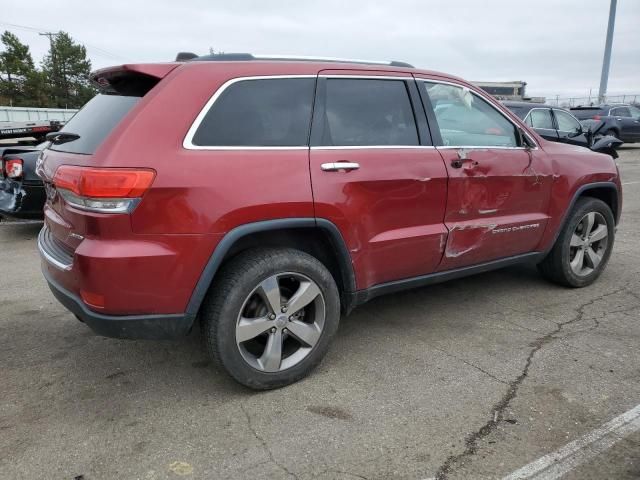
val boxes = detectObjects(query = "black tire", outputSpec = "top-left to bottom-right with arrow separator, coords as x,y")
201,247 -> 340,390
538,197 -> 615,287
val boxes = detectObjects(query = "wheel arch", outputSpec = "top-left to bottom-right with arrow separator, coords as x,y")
545,181 -> 620,255
604,125 -> 621,138
579,184 -> 620,223
185,218 -> 356,318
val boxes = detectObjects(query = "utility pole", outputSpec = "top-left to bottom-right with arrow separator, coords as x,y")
598,0 -> 617,103
39,32 -> 61,106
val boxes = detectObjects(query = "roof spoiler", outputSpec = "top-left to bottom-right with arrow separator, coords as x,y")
90,63 -> 180,95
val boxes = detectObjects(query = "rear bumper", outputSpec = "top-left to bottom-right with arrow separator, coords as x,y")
0,180 -> 45,219
42,266 -> 195,340
37,218 -> 219,316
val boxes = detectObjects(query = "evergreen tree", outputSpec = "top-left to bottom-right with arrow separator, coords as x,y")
0,31 -> 39,106
41,32 -> 96,108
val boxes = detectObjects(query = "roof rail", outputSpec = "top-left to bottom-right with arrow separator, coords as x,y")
184,52 -> 414,68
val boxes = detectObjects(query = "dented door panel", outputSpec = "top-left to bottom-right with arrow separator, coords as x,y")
310,148 -> 448,289
437,147 -> 553,270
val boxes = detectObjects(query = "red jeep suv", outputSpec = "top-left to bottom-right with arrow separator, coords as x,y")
37,54 -> 621,389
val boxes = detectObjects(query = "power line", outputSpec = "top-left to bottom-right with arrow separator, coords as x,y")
0,20 -> 129,61
0,21 -> 43,32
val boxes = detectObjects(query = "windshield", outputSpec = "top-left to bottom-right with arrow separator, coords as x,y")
49,94 -> 140,155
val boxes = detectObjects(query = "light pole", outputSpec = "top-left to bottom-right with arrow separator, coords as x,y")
598,0 -> 617,103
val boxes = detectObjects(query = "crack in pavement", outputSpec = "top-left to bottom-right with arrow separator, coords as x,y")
239,402 -> 299,479
433,287 -> 627,480
431,345 -> 509,385
558,291 -> 639,337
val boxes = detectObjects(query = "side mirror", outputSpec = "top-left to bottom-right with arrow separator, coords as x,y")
568,126 -> 583,138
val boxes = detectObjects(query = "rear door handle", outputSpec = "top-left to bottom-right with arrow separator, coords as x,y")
321,162 -> 360,171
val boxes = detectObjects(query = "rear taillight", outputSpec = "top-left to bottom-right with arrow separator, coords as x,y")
52,166 -> 155,213
5,158 -> 23,179
593,115 -> 601,120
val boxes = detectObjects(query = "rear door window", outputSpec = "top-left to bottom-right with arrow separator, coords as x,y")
611,107 -> 631,118
528,109 -> 554,129
316,78 -> 419,146
191,78 -> 315,147
49,94 -> 140,154
421,82 -> 519,147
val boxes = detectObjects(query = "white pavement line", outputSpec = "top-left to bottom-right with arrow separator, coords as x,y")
502,404 -> 640,480
622,181 -> 640,185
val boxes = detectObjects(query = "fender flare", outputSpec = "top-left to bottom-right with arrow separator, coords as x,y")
544,181 -> 620,255
184,218 -> 356,316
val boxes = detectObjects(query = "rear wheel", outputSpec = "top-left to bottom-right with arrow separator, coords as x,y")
538,197 -> 615,287
202,248 -> 340,389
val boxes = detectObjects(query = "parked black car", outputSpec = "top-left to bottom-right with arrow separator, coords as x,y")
503,101 -> 621,158
570,104 -> 640,143
0,143 -> 47,219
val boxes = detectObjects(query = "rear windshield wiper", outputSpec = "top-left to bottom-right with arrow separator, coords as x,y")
46,132 -> 81,145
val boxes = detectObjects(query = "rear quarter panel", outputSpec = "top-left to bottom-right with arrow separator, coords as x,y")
91,62 -> 321,235
39,62 -> 324,314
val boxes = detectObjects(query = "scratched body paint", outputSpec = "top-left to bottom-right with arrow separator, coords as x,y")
445,224 -> 497,258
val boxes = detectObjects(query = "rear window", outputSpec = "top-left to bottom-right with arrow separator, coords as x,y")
50,94 -> 140,154
570,107 -> 603,120
191,78 -> 315,147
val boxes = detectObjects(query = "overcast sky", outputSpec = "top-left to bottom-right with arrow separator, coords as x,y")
3,0 -> 639,99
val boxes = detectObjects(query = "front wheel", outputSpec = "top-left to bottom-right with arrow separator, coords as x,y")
538,197 -> 615,287
202,248 -> 340,389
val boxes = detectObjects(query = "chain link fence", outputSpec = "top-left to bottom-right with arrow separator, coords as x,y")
546,94 -> 639,107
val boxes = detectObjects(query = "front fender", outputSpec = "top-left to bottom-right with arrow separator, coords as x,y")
538,181 -> 620,254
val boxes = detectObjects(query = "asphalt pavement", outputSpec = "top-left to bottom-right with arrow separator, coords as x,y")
1,146 -> 639,480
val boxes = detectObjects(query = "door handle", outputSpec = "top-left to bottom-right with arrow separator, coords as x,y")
451,159 -> 479,169
321,162 -> 360,171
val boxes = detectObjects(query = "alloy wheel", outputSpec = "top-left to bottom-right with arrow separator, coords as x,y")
235,272 -> 325,372
569,212 -> 609,277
